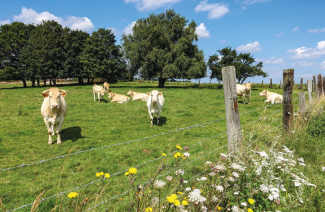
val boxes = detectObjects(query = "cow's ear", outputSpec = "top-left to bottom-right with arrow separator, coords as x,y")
42,90 -> 50,97
60,90 -> 67,97
146,92 -> 150,96
159,92 -> 163,96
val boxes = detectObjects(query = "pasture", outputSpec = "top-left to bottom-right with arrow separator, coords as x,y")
0,82 -> 300,211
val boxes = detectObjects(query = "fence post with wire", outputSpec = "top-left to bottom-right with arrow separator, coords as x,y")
283,69 -> 294,132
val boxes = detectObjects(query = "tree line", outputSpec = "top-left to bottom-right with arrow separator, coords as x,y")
0,9 -> 267,88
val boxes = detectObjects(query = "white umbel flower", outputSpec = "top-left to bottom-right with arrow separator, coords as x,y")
200,177 -> 207,181
183,152 -> 190,158
188,189 -> 207,204
216,185 -> 224,192
176,169 -> 184,175
232,172 -> 239,178
231,163 -> 246,171
153,180 -> 166,189
259,184 -> 269,193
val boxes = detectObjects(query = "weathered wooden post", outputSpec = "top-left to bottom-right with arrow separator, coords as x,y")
270,78 -> 273,89
317,74 -> 322,99
279,80 -> 282,89
283,69 -> 294,132
322,77 -> 325,97
261,80 -> 264,88
307,79 -> 313,105
134,77 -> 135,83
300,78 -> 303,90
222,66 -> 242,153
146,79 -> 148,84
299,92 -> 306,113
191,79 -> 192,86
176,78 -> 177,85
313,75 -> 316,91
169,79 -> 170,85
210,79 -> 212,85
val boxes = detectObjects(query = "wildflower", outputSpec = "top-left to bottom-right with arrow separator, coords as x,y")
257,151 -> 268,158
171,194 -> 178,200
200,177 -> 207,181
247,209 -> 253,212
248,199 -> 254,204
145,207 -> 153,212
216,186 -> 224,192
202,206 -> 207,212
67,192 -> 78,198
176,145 -> 182,150
96,173 -> 101,177
217,206 -> 221,210
183,180 -> 188,183
151,197 -> 159,204
174,200 -> 181,206
297,157 -> 304,162
322,167 -> 325,172
129,167 -> 137,174
182,155 -> 186,159
125,172 -> 130,176
178,192 -> 183,195
241,202 -> 247,207
183,152 -> 190,158
228,177 -> 235,182
215,164 -> 226,172
176,169 -> 184,175
174,152 -> 181,158
299,162 -> 306,166
212,196 -> 218,202
231,205 -> 240,212
153,180 -> 166,189
233,191 -> 239,195
104,173 -> 110,178
167,196 -> 175,203
259,184 -> 269,193
182,200 -> 188,205
205,161 -> 212,165
268,188 -> 280,201
231,163 -> 245,171
166,176 -> 173,181
162,153 -> 166,157
209,172 -> 216,176
188,189 -> 207,204
232,172 -> 239,178
99,172 -> 104,176
185,187 -> 191,191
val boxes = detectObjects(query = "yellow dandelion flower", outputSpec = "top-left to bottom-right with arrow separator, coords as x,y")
183,197 -> 186,200
217,206 -> 221,210
176,152 -> 181,156
248,209 -> 253,212
182,200 -> 188,206
145,208 -> 153,212
176,145 -> 182,150
166,196 -> 175,203
174,200 -> 181,206
170,194 -> 177,200
99,172 -> 104,176
182,155 -> 185,159
162,153 -> 166,157
192,187 -> 195,189
174,153 -> 179,159
129,167 -> 137,174
96,173 -> 101,177
105,173 -> 110,178
67,192 -> 78,198
248,199 -> 255,204
177,192 -> 183,195
125,172 -> 130,176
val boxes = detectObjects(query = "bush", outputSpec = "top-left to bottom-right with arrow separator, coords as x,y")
306,110 -> 325,137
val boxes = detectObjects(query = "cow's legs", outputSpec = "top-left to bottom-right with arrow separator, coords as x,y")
148,110 -> 153,127
247,95 -> 250,104
93,92 -> 96,102
51,125 -> 55,136
98,93 -> 100,102
56,117 -> 64,145
44,118 -> 53,145
243,95 -> 246,104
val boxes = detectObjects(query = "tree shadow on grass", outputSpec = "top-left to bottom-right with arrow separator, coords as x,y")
60,126 -> 86,143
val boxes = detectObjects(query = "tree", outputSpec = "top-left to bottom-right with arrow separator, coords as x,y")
0,22 -> 35,87
208,47 -> 267,83
63,28 -> 89,84
80,28 -> 126,83
121,9 -> 207,88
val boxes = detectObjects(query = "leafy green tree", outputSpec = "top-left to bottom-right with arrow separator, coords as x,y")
63,28 -> 89,84
0,22 -> 35,87
80,28 -> 126,83
121,9 -> 207,88
208,47 -> 267,84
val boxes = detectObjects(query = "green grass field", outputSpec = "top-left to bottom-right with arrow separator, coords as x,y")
0,82 -> 301,211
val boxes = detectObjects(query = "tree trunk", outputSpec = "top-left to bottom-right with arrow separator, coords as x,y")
158,78 -> 166,88
31,78 -> 35,87
50,79 -> 52,86
78,77 -> 83,84
87,77 -> 90,84
37,79 -> 40,86
44,79 -> 46,86
53,79 -> 56,86
22,79 -> 27,88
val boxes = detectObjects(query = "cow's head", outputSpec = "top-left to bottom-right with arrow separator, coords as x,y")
99,87 -> 105,97
244,83 -> 253,90
42,87 -> 67,109
108,92 -> 115,99
127,90 -> 133,96
147,90 -> 163,103
259,89 -> 268,97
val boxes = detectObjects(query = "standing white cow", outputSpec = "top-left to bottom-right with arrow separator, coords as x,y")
41,87 -> 67,145
92,84 -> 105,102
236,83 -> 252,104
146,90 -> 165,127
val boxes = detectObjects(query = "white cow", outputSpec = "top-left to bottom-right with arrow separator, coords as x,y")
146,90 -> 165,127
92,84 -> 105,102
103,82 -> 110,92
41,87 -> 67,145
259,89 -> 283,104
127,90 -> 149,101
237,83 -> 252,104
108,92 -> 130,103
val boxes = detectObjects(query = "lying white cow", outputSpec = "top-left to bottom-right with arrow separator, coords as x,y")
41,87 -> 67,145
93,84 -> 105,102
147,90 -> 165,127
259,89 -> 283,104
127,90 -> 149,101
237,83 -> 252,104
108,92 -> 130,103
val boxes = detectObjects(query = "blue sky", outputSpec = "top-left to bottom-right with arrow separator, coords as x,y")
1,0 -> 325,83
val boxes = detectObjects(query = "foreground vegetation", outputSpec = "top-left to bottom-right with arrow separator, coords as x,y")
0,82 -> 304,211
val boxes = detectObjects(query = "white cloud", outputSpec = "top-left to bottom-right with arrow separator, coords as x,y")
123,21 -> 136,35
296,61 -> 316,66
124,0 -> 182,11
219,40 -> 226,43
241,6 -> 247,10
308,28 -> 325,33
264,57 -> 285,65
241,0 -> 270,5
287,41 -> 325,59
255,58 -> 263,62
276,31 -> 284,37
295,74 -> 312,77
108,27 -> 119,35
194,0 -> 230,19
195,23 -> 210,39
320,61 -> 325,69
293,27 -> 299,32
236,41 -> 261,52
0,19 -> 10,25
13,7 -> 94,31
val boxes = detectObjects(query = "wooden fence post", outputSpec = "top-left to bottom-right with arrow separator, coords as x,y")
283,69 -> 294,132
317,74 -> 322,99
322,77 -> 325,97
299,92 -> 306,113
210,79 -> 212,85
300,78 -> 303,90
270,78 -> 273,89
222,66 -> 242,154
313,75 -> 316,91
191,80 -> 192,86
262,80 -> 264,88
176,78 -> 177,85
307,79 -> 313,105
169,79 -> 170,85
280,80 -> 282,89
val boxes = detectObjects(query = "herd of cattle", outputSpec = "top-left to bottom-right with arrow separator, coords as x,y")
40,82 -> 283,145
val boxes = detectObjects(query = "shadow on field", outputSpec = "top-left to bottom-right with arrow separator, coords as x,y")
152,116 -> 167,127
61,126 -> 85,143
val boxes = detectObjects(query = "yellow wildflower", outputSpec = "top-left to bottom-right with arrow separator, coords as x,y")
170,194 -> 177,200
99,172 -> 104,176
145,208 -> 153,212
176,145 -> 182,150
182,155 -> 185,159
174,153 -> 179,159
129,167 -> 137,174
177,192 -> 183,195
96,173 -> 101,177
217,206 -> 221,210
176,152 -> 181,156
105,173 -> 110,178
166,196 -> 175,203
125,172 -> 130,176
182,200 -> 188,206
67,192 -> 78,198
162,153 -> 166,157
248,209 -> 253,212
183,197 -> 186,200
174,200 -> 180,206
248,199 -> 255,204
